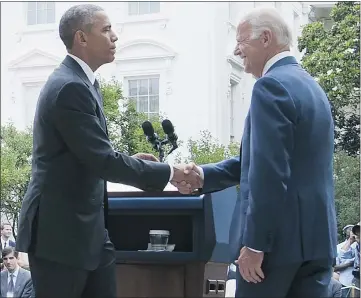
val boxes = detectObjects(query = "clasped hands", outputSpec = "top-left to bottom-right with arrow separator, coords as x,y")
170,163 -> 203,194
132,153 -> 203,194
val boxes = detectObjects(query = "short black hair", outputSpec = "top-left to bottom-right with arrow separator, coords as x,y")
59,4 -> 104,50
2,247 -> 18,259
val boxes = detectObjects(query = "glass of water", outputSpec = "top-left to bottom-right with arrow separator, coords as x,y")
149,230 -> 169,251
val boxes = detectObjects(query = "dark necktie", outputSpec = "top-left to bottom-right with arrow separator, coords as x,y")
93,79 -> 103,107
93,79 -> 108,136
3,241 -> 7,248
8,273 -> 14,292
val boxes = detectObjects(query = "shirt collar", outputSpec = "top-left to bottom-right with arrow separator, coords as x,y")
8,266 -> 19,278
262,51 -> 292,76
67,54 -> 96,85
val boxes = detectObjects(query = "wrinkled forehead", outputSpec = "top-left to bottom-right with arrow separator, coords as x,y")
236,21 -> 252,41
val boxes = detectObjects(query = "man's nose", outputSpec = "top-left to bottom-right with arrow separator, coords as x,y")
111,32 -> 118,43
234,45 -> 241,56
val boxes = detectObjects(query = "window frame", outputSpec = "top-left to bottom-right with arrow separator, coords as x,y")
128,1 -> 160,16
126,75 -> 160,119
26,2 -> 55,26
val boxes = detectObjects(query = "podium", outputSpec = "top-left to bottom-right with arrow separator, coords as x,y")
107,185 -> 238,297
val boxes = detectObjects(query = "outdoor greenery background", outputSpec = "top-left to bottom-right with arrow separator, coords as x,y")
1,2 -> 359,240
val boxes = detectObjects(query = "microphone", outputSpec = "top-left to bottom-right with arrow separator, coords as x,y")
142,121 -> 159,147
161,119 -> 178,149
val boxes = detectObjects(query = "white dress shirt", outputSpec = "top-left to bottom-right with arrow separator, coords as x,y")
197,51 -> 293,253
1,237 -> 9,249
67,53 -> 96,85
66,54 -> 174,181
7,266 -> 19,298
262,51 -> 292,76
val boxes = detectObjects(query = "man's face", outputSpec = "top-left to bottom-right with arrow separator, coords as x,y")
345,227 -> 352,238
3,252 -> 18,272
234,22 -> 269,78
81,11 -> 118,67
1,225 -> 12,238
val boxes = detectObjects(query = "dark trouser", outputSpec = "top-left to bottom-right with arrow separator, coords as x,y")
28,242 -> 117,298
235,258 -> 333,298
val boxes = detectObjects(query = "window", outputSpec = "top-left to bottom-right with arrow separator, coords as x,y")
27,2 -> 55,25
128,77 -> 159,118
128,2 -> 160,15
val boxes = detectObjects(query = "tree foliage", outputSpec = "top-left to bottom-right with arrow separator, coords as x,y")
298,2 -> 360,155
333,150 -> 360,239
0,123 -> 33,237
99,78 -> 174,159
175,130 -> 240,165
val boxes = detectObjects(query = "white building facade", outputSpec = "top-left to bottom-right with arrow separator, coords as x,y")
1,1 -> 316,152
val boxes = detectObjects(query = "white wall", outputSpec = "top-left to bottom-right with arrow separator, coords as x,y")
1,2 -> 313,158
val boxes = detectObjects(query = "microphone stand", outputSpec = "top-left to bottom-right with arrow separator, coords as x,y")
150,138 -> 177,163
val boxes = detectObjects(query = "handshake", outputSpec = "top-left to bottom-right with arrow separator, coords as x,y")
132,153 -> 204,194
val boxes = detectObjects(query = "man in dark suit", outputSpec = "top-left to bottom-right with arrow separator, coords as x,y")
16,4 -> 196,298
174,6 -> 337,298
1,247 -> 33,298
0,223 -> 16,250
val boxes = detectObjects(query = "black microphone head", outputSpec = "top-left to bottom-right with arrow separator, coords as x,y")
142,121 -> 155,137
162,119 -> 174,135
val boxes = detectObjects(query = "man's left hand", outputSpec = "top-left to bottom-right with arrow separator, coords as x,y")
132,153 -> 159,162
235,247 -> 265,283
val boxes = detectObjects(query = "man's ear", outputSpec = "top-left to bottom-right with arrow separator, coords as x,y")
74,30 -> 87,47
262,30 -> 272,48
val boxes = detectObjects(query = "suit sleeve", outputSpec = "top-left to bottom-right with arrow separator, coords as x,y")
52,82 -> 170,191
242,76 -> 297,252
22,276 -> 33,298
334,281 -> 342,298
200,156 -> 240,193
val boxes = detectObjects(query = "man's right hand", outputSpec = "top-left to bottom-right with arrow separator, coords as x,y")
170,162 -> 204,194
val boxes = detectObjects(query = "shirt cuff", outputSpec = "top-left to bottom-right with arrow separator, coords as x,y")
246,247 -> 263,253
196,166 -> 204,180
169,165 -> 174,181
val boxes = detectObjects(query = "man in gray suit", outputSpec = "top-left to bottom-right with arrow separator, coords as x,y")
1,247 -> 33,298
15,4 -> 196,298
329,276 -> 343,298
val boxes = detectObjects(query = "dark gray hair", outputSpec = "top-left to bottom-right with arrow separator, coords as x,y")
2,247 -> 18,259
59,4 -> 104,50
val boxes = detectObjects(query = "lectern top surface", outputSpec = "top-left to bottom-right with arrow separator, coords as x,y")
107,182 -> 177,193
107,182 -> 200,198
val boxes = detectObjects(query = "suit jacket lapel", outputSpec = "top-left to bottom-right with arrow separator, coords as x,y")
91,84 -> 109,135
1,272 -> 7,297
62,56 -> 108,132
14,269 -> 24,297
